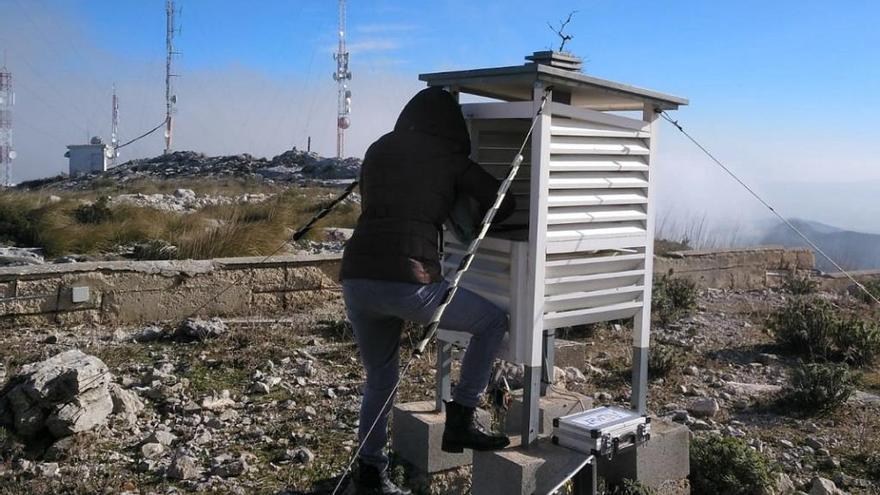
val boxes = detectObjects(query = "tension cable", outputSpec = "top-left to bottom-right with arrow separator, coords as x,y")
659,110 -> 880,306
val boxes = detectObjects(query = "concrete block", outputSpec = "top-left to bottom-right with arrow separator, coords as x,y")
472,436 -> 592,495
597,418 -> 690,490
505,388 -> 593,436
554,338 -> 586,369
392,401 -> 488,473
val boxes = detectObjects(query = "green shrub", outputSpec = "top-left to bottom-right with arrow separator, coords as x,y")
652,273 -> 697,324
782,271 -> 818,295
834,318 -> 880,367
853,279 -> 880,305
73,196 -> 114,224
0,194 -> 43,247
606,478 -> 656,495
690,435 -> 774,495
770,297 -> 880,366
648,345 -> 679,379
784,363 -> 856,414
769,298 -> 837,362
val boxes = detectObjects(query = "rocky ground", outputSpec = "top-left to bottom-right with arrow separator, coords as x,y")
0,287 -> 877,494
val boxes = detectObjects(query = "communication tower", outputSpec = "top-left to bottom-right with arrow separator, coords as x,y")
0,65 -> 14,186
110,84 -> 119,166
165,0 -> 180,154
333,0 -> 352,159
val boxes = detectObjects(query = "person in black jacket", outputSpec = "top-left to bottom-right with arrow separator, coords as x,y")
341,87 -> 515,495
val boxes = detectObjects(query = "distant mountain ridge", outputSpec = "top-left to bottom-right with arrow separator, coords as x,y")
757,218 -> 880,272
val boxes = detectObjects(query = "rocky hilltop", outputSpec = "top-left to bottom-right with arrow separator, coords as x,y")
17,149 -> 362,190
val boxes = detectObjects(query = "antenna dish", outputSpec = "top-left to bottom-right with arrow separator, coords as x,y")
8,150 -> 16,160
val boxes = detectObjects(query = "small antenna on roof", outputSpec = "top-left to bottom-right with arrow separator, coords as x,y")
548,11 -> 578,52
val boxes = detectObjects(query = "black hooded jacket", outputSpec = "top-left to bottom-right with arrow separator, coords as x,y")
340,87 -> 516,284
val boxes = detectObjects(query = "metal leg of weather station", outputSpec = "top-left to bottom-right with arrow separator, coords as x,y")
571,458 -> 598,495
521,365 -> 541,447
435,340 -> 453,412
541,329 -> 556,396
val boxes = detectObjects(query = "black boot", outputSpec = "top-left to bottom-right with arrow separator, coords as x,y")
350,460 -> 412,495
441,400 -> 510,453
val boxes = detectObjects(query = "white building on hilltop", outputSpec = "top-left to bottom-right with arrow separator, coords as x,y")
66,136 -> 110,177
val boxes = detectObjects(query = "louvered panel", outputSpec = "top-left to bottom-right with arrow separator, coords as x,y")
546,236 -> 648,254
506,180 -> 534,195
454,270 -> 511,295
549,155 -> 648,172
547,205 -> 646,225
545,269 -> 645,296
480,163 -> 531,179
479,148 -> 532,164
548,189 -> 647,207
543,301 -> 643,329
546,222 -> 646,241
445,237 -> 512,256
442,253 -> 509,277
460,285 -> 510,310
550,136 -> 649,156
545,252 -> 645,278
544,285 -> 645,313
551,117 -> 650,139
456,105 -> 657,362
480,130 -> 533,147
548,172 -> 648,190
497,210 -> 530,226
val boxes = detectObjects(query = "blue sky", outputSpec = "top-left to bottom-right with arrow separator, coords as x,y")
3,0 -> 879,233
67,0 -> 879,119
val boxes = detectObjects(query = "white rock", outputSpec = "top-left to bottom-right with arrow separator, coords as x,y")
687,398 -> 720,418
809,476 -> 845,495
146,430 -> 177,447
109,383 -> 145,424
37,462 -> 60,478
724,381 -> 783,397
140,442 -> 165,459
2,350 -> 114,438
201,390 -> 235,411
772,472 -> 796,495
167,455 -> 202,480
175,317 -> 227,341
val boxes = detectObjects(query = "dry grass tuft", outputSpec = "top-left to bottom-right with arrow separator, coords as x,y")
0,185 -> 360,260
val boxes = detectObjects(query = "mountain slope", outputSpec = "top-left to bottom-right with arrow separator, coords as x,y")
759,219 -> 880,272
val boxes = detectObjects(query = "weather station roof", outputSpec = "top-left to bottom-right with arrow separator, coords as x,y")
420,51 -> 688,111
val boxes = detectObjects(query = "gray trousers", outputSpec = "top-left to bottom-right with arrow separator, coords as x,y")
342,278 -> 508,470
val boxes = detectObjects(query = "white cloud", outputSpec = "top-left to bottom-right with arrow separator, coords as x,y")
355,23 -> 418,34
345,39 -> 401,55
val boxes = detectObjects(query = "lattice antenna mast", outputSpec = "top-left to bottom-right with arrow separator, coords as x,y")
0,64 -> 14,187
333,0 -> 352,159
164,0 -> 180,154
110,84 -> 119,166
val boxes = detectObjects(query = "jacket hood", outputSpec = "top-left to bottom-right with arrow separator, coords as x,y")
394,87 -> 471,154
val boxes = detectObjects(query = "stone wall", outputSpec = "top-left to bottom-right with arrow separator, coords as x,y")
654,246 -> 816,290
819,269 -> 880,293
1,245 -> 874,329
0,254 -> 342,328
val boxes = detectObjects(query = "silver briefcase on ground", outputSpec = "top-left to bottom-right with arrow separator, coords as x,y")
551,406 -> 651,459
